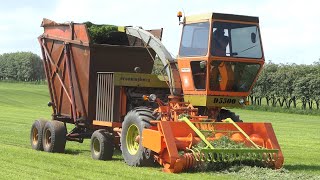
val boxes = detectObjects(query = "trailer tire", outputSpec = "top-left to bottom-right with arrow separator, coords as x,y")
42,120 -> 67,153
91,129 -> 114,160
121,108 -> 156,167
217,109 -> 243,122
30,119 -> 48,151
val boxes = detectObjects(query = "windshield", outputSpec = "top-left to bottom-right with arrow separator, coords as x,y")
179,22 -> 210,57
209,61 -> 260,92
211,22 -> 262,59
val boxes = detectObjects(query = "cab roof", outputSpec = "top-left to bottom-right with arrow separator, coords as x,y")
185,12 -> 259,23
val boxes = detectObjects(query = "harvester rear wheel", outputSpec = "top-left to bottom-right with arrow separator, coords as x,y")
121,107 -> 156,167
30,119 -> 48,151
42,120 -> 67,153
91,129 -> 114,160
217,109 -> 242,122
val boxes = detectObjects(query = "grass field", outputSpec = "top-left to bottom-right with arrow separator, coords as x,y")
0,82 -> 319,179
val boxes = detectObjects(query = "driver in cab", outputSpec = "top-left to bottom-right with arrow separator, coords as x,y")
211,28 -> 229,56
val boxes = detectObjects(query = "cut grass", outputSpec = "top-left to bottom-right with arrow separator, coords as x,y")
232,108 -> 320,169
0,82 -> 319,179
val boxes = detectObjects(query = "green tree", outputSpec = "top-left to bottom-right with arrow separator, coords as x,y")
0,52 -> 44,81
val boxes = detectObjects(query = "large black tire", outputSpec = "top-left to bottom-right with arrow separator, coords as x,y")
121,107 -> 155,167
42,120 -> 67,153
91,129 -> 114,160
217,109 -> 243,122
30,119 -> 48,151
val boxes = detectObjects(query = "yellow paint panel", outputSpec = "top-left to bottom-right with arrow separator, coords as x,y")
184,95 -> 207,106
118,26 -> 125,32
207,96 -> 244,107
113,72 -> 168,88
185,13 -> 212,23
184,95 -> 245,107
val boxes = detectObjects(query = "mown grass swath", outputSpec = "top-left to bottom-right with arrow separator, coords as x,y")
0,82 -> 319,179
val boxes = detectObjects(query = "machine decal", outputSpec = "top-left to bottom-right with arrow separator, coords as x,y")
120,77 -> 151,83
181,68 -> 191,72
213,97 -> 237,104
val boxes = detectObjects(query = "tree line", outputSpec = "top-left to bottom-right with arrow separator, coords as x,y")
0,52 -> 45,81
250,60 -> 320,110
1,51 -> 319,110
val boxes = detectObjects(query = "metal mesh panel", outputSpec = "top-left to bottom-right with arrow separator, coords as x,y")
96,73 -> 114,121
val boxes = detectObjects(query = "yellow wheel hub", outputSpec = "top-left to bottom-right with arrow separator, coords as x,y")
32,128 -> 39,145
126,124 -> 140,155
44,129 -> 52,148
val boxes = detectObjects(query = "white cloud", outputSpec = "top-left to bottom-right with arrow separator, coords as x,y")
255,0 -> 320,63
0,25 -> 9,31
0,5 -> 52,54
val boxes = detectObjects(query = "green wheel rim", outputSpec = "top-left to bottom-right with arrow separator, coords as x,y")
126,124 -> 140,155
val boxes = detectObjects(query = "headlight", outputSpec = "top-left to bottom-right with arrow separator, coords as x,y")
149,94 -> 157,102
239,98 -> 245,104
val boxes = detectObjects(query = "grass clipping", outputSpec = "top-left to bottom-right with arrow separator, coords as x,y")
84,22 -> 118,44
191,136 -> 265,172
221,166 -> 318,180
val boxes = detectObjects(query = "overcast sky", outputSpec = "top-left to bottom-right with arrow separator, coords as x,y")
0,0 -> 319,64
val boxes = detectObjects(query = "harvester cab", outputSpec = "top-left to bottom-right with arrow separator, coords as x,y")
31,12 -> 284,174
177,13 -> 264,120
133,12 -> 284,172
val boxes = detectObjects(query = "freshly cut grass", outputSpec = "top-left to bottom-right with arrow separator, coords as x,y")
232,108 -> 320,174
84,22 -> 118,44
0,82 -> 319,179
220,166 -> 318,180
191,136 -> 264,172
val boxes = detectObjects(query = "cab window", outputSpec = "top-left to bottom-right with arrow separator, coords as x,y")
190,61 -> 207,90
211,22 -> 262,59
179,22 -> 209,57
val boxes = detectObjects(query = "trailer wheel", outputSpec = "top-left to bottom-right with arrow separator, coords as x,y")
30,119 -> 47,151
217,109 -> 243,122
121,108 -> 156,167
42,120 -> 67,153
91,129 -> 114,160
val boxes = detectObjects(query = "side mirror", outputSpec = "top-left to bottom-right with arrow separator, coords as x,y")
251,32 -> 256,43
134,67 -> 141,73
200,61 -> 207,69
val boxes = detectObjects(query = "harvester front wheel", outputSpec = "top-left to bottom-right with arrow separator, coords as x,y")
121,108 -> 155,167
217,109 -> 242,122
91,129 -> 114,160
30,119 -> 48,151
42,120 -> 67,153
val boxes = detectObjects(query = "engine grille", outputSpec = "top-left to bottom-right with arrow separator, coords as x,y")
96,73 -> 115,122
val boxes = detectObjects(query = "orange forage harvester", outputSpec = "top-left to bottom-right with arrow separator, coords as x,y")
32,11 -> 284,173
